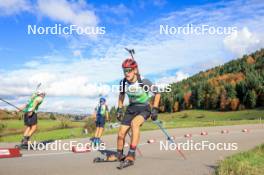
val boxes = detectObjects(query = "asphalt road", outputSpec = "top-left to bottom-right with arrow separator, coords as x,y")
1,124 -> 264,175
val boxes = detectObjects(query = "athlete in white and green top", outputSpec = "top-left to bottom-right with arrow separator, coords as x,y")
23,94 -> 44,113
91,97 -> 109,145
19,91 -> 46,145
107,58 -> 161,163
121,78 -> 157,105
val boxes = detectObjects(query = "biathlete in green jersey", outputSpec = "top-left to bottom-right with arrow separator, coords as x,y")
19,90 -> 46,145
108,58 -> 161,164
91,97 -> 109,145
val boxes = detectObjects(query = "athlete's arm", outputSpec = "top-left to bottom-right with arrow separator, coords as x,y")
92,107 -> 97,120
106,111 -> 109,121
143,78 -> 160,121
26,96 -> 42,116
142,79 -> 161,108
18,104 -> 27,112
117,79 -> 125,121
31,97 -> 43,111
105,105 -> 109,121
118,79 -> 125,108
152,93 -> 161,108
92,112 -> 96,121
118,93 -> 125,108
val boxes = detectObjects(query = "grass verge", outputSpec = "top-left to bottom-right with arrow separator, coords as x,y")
215,144 -> 264,175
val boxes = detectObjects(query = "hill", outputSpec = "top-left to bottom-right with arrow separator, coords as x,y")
160,49 -> 264,112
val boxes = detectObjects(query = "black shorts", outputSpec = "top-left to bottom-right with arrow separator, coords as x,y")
24,112 -> 38,126
121,104 -> 151,126
96,116 -> 105,128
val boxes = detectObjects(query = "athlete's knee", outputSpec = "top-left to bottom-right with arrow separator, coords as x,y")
30,125 -> 37,132
33,125 -> 37,130
118,132 -> 126,141
131,119 -> 143,128
131,123 -> 140,130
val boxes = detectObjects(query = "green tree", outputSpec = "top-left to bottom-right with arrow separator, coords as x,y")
220,88 -> 228,111
236,81 -> 247,104
196,85 -> 204,109
225,84 -> 237,99
246,70 -> 261,90
245,90 -> 257,108
164,97 -> 173,112
209,87 -> 220,109
49,113 -> 56,120
257,87 -> 264,107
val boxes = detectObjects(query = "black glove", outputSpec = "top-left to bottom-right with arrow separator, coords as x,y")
151,107 -> 159,121
116,108 -> 123,121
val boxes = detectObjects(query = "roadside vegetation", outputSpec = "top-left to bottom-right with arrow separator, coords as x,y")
0,108 -> 263,142
215,144 -> 264,175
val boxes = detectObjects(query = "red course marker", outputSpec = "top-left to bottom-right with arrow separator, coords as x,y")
147,139 -> 155,144
221,129 -> 229,134
0,148 -> 21,159
200,131 -> 208,136
184,134 -> 192,138
242,129 -> 250,132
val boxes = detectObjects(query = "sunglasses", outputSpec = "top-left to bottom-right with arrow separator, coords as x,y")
123,68 -> 134,74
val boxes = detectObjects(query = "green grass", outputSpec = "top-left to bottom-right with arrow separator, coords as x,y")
3,120 -> 60,130
0,120 -> 84,136
215,144 -> 264,175
140,108 -> 264,130
157,109 -> 264,122
0,109 -> 263,142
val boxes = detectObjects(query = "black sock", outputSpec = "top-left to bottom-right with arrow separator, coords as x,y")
117,149 -> 124,159
21,136 -> 30,144
117,149 -> 123,155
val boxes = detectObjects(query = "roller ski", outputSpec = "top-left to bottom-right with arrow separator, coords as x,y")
15,139 -> 54,150
117,159 -> 134,169
93,152 -> 125,163
117,153 -> 135,170
15,136 -> 31,150
15,143 -> 29,150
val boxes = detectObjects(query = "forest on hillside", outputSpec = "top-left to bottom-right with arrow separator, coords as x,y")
160,48 -> 264,112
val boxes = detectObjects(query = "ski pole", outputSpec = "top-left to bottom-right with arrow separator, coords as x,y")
124,48 -> 144,86
0,98 -> 21,111
32,83 -> 41,96
125,48 -> 135,60
35,83 -> 41,92
125,48 -> 138,72
153,120 -> 187,159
